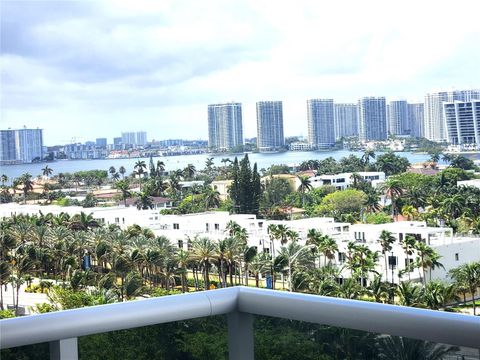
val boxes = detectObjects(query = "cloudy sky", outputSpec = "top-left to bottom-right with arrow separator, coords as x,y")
1,0 -> 479,145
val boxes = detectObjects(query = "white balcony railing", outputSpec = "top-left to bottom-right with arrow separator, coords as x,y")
1,287 -> 479,360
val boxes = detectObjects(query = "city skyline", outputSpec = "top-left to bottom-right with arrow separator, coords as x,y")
2,1 -> 480,144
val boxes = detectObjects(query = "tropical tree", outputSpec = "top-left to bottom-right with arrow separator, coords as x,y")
183,164 -> 196,180
190,237 -> 217,290
375,335 -> 458,360
114,179 -> 131,206
396,281 -> 424,307
361,150 -> 376,167
135,192 -> 154,210
134,161 -> 147,179
204,187 -> 221,210
381,178 -> 404,219
118,166 -> 126,178
414,241 -> 443,286
19,173 -> 34,204
400,235 -> 416,281
449,262 -> 480,315
296,175 -> 312,207
278,242 -> 313,292
378,230 -> 396,282
42,165 -> 53,179
109,166 -> 116,178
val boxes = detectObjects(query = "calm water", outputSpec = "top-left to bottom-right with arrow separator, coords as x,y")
1,150 -> 478,182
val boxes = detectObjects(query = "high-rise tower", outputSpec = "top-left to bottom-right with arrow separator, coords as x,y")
444,100 -> 480,146
334,103 -> 358,139
424,89 -> 480,141
256,101 -> 285,152
208,102 -> 243,151
388,100 -> 409,136
358,97 -> 387,141
307,99 -> 335,149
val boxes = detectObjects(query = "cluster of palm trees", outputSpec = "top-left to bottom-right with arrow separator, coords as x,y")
2,212 -> 477,317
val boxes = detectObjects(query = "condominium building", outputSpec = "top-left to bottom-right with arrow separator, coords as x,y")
307,99 -> 335,148
444,100 -> 480,147
136,131 -> 147,146
424,89 -> 480,141
256,101 -> 285,152
334,103 -> 358,139
358,97 -> 387,141
0,127 -> 43,165
208,102 -> 243,151
121,132 -> 136,146
388,100 -> 409,136
408,103 -> 424,138
95,138 -> 107,148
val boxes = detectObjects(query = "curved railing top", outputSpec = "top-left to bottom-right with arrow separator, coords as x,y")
1,287 -> 479,349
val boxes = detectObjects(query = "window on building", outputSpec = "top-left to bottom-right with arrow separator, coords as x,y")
214,223 -> 220,230
338,252 -> 346,264
258,222 -> 263,228
173,223 -> 179,230
178,240 -> 183,249
455,253 -> 459,261
122,218 -> 125,224
206,223 -> 209,231
115,217 -> 119,223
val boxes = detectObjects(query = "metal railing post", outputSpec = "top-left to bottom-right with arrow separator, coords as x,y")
49,338 -> 78,360
228,311 -> 254,360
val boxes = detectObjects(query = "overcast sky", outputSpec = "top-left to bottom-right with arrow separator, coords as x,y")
1,0 -> 479,145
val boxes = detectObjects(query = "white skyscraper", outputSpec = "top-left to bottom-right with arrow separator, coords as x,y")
424,89 -> 480,141
208,102 -> 243,151
358,97 -> 387,141
136,131 -> 147,146
444,100 -> 480,147
334,103 -> 358,139
307,99 -> 335,149
0,127 -> 43,165
388,100 -> 409,136
256,101 -> 285,152
121,132 -> 136,146
408,103 -> 424,138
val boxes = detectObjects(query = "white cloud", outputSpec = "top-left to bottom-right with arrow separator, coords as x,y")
1,0 -> 480,144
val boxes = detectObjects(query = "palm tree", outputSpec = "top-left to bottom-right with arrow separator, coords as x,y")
381,178 -> 403,219
361,150 -> 376,169
319,235 -> 338,267
364,188 -> 382,214
19,173 -> 34,204
175,249 -> 190,292
114,179 -> 131,206
415,241 -> 443,286
134,161 -> 147,179
378,230 -> 396,282
449,262 -> 480,315
396,281 -> 424,307
156,161 -> 165,174
134,192 -> 154,210
278,242 -> 314,292
183,164 -> 196,180
368,275 -> 390,303
350,172 -> 363,189
441,194 -> 464,219
401,235 -> 416,281
249,252 -> 270,287
296,175 -> 312,207
119,166 -> 126,178
204,187 -> 221,210
375,334 -> 458,360
190,237 -> 217,290
1,174 -> 7,186
42,165 -> 53,179
108,166 -> 116,178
